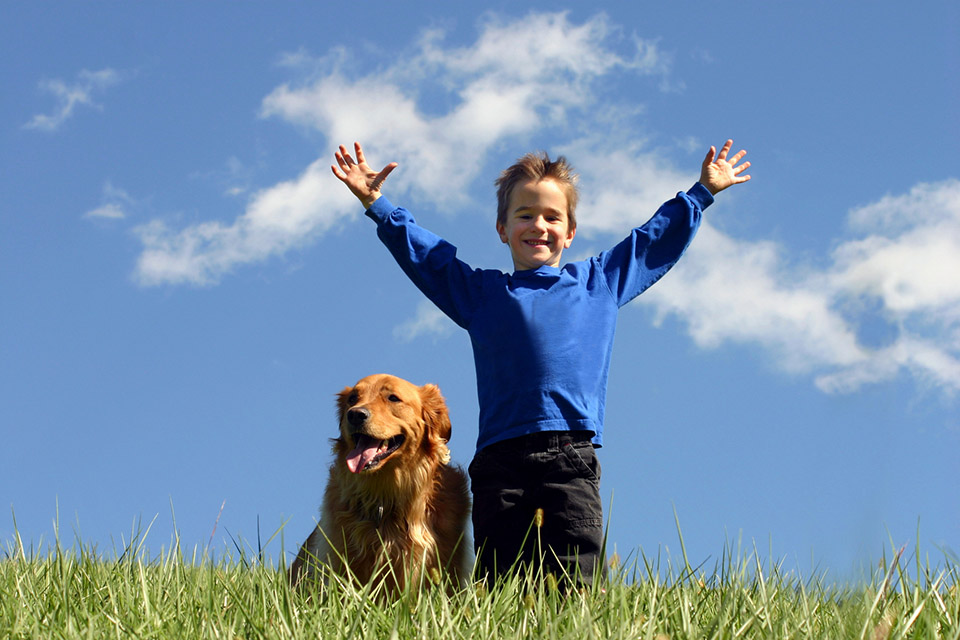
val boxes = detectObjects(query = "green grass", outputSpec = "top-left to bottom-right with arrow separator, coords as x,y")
2,519 -> 958,639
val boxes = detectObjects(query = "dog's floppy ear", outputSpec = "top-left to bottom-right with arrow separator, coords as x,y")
335,386 -> 354,425
419,383 -> 452,443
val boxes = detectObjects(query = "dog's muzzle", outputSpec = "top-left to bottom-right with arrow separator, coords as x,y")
347,407 -> 370,428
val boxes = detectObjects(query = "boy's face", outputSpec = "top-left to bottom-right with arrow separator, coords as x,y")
497,177 -> 576,272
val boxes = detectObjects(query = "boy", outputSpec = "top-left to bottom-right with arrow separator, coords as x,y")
332,140 -> 750,586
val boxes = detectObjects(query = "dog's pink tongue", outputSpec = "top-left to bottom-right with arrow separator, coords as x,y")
346,436 -> 380,474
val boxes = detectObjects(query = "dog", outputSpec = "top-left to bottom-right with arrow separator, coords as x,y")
290,374 -> 471,593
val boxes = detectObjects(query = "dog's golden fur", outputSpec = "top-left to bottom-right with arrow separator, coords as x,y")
290,374 -> 471,593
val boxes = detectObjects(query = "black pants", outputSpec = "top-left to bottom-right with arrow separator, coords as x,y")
468,430 -> 605,587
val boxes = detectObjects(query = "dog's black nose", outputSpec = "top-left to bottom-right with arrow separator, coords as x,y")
347,407 -> 370,427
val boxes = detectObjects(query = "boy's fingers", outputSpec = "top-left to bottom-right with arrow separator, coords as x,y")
355,142 -> 366,165
334,152 -> 351,172
370,162 -> 398,191
703,146 -> 716,166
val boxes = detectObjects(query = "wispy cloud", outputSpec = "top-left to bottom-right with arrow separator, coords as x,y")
134,11 -> 667,287
85,203 -> 126,220
190,156 -> 255,198
559,135 -> 694,235
259,12 -> 664,205
84,181 -> 134,220
392,301 -> 456,342
135,159 -> 357,286
25,68 -> 120,132
639,179 -> 960,395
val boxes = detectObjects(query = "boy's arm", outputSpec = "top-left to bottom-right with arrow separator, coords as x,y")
368,199 -> 483,329
699,139 -> 751,195
334,142 -> 484,328
331,142 -> 398,209
595,139 -> 750,306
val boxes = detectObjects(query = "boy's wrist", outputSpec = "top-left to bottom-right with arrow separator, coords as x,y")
361,193 -> 382,210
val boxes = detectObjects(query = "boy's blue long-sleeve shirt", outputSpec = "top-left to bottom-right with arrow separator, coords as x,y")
366,183 -> 713,452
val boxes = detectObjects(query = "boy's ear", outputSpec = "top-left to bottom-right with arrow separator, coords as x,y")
496,221 -> 508,244
563,226 -> 576,248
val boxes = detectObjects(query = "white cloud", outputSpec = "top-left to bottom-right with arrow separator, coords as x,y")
392,301 -> 456,342
416,12 -> 665,84
84,181 -> 134,220
815,336 -> 960,395
134,159 -> 356,286
559,136 -> 694,235
639,179 -> 960,395
136,11 -> 667,286
259,12 -> 664,208
25,68 -> 120,132
84,203 -> 126,220
821,179 -> 960,393
640,222 -> 867,373
124,10 -> 959,398
831,180 -> 960,314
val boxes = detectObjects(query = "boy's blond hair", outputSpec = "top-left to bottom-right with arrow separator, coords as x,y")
495,152 -> 580,230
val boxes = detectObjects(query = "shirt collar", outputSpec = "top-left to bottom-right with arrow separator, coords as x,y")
512,264 -> 562,278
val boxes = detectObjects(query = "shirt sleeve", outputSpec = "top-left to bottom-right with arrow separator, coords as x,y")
366,196 -> 484,328
597,182 -> 713,307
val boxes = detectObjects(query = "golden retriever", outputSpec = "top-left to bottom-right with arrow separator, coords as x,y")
290,374 -> 471,593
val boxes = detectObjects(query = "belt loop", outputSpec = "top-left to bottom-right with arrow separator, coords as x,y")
548,432 -> 560,453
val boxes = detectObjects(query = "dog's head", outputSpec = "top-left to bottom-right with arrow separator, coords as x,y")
334,374 -> 452,475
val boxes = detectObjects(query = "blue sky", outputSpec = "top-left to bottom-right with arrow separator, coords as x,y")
2,2 -> 957,580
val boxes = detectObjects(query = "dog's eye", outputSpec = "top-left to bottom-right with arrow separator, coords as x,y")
347,392 -> 359,405
388,394 -> 402,403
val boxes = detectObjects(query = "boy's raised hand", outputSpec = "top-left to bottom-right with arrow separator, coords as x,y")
332,142 -> 398,209
700,139 -> 751,195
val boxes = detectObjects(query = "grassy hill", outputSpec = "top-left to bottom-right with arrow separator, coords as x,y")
3,523 -> 957,639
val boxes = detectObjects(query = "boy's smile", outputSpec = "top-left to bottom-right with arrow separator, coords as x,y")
497,177 -> 576,272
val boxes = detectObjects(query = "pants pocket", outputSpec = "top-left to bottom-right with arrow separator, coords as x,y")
561,442 -> 601,484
